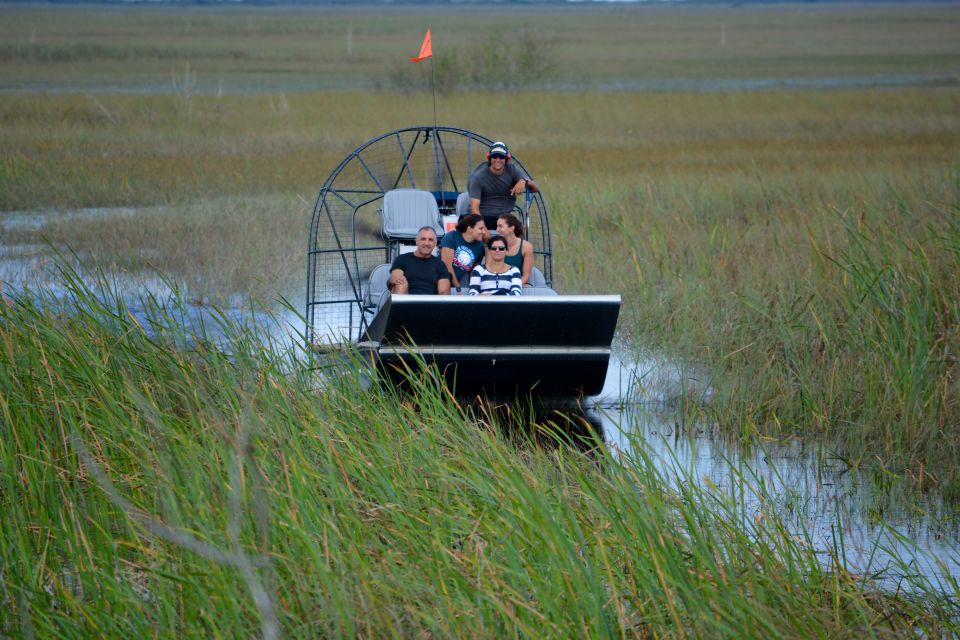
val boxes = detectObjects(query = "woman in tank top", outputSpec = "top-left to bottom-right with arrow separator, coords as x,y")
495,213 -> 534,287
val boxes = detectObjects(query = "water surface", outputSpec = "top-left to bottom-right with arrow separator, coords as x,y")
589,355 -> 959,593
1,72 -> 957,97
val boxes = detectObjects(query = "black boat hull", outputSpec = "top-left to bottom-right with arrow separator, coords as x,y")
359,294 -> 621,398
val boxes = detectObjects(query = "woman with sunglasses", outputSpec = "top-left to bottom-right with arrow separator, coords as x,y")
495,213 -> 533,287
468,236 -> 522,296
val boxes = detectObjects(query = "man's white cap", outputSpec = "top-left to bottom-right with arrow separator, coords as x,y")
488,141 -> 509,157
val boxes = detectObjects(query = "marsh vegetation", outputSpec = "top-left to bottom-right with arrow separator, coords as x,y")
3,266 -> 958,637
2,3 -> 959,636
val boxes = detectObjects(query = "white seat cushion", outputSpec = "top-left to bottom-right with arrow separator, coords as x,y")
382,189 -> 443,239
364,263 -> 392,308
522,286 -> 557,296
528,266 -> 547,288
455,191 -> 471,217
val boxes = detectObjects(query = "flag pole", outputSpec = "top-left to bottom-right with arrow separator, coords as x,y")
410,29 -> 442,193
430,55 -> 438,131
410,29 -> 435,127
429,54 -> 441,195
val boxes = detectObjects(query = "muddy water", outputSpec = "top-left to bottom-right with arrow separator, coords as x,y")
0,207 -> 141,289
587,356 -> 959,593
2,213 -> 957,594
1,72 -> 954,95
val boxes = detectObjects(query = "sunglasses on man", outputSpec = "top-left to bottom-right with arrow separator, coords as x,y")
489,246 -> 507,251
489,153 -> 507,160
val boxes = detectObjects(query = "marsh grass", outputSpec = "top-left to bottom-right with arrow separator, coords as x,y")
0,5 -> 960,600
2,263 -> 957,637
17,194 -> 310,304
4,87 -> 956,210
555,160 -> 960,490
2,84 -> 959,500
388,31 -> 557,93
1,5 -> 958,90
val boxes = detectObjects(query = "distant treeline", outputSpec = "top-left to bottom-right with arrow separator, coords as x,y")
2,0 -> 579,5
0,0 -> 936,7
390,30 -> 555,92
0,0 -> 934,6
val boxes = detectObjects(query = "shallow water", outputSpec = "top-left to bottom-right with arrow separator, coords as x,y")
0,207 -> 147,290
0,72 -> 955,95
2,218 -> 957,595
1,206 -> 140,232
586,355 -> 959,593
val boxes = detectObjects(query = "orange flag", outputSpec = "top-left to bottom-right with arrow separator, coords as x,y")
409,29 -> 432,63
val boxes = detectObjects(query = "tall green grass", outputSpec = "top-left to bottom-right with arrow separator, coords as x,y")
2,264 -> 957,637
2,85 -> 959,501
555,165 -> 960,500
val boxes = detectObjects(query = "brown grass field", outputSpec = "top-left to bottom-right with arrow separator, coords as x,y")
1,3 -> 958,89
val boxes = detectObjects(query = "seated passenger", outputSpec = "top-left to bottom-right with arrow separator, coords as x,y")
468,140 -> 538,231
496,213 -> 534,287
388,226 -> 451,295
468,237 -> 522,296
440,213 -> 487,289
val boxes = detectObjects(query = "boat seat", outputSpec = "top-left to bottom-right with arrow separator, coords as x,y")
364,263 -> 392,312
382,189 -> 444,239
522,286 -> 557,296
528,266 -> 548,288
455,191 -> 471,218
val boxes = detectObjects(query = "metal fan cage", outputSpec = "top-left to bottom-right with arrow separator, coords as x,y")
306,126 -> 553,344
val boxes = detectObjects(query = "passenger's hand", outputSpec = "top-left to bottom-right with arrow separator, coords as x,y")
510,179 -> 527,196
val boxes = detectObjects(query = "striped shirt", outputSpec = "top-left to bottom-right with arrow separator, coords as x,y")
468,265 -> 522,296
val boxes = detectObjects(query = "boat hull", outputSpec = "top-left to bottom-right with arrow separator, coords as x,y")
359,294 -> 621,398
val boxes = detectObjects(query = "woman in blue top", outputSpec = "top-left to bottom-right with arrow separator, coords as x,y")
469,236 -> 522,296
440,213 -> 487,289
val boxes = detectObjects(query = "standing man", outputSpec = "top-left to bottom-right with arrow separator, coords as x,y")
467,141 -> 538,231
388,226 -> 451,295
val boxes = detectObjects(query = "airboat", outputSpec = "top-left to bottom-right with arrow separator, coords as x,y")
306,126 -> 620,398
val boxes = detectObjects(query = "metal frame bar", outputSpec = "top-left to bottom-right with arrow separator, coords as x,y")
306,126 -> 555,343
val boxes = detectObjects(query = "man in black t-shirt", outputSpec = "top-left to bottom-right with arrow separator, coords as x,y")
388,227 -> 451,295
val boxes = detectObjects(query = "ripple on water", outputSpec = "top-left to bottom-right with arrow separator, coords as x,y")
592,361 -> 959,596
590,351 -> 713,408
1,206 -> 142,232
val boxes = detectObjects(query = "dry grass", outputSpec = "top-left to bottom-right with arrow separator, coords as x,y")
0,4 -> 958,89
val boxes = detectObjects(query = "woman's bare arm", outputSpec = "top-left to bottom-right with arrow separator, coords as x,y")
521,240 -> 534,286
440,247 -> 459,287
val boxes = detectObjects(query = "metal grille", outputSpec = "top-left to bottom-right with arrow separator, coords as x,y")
306,126 -> 552,344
